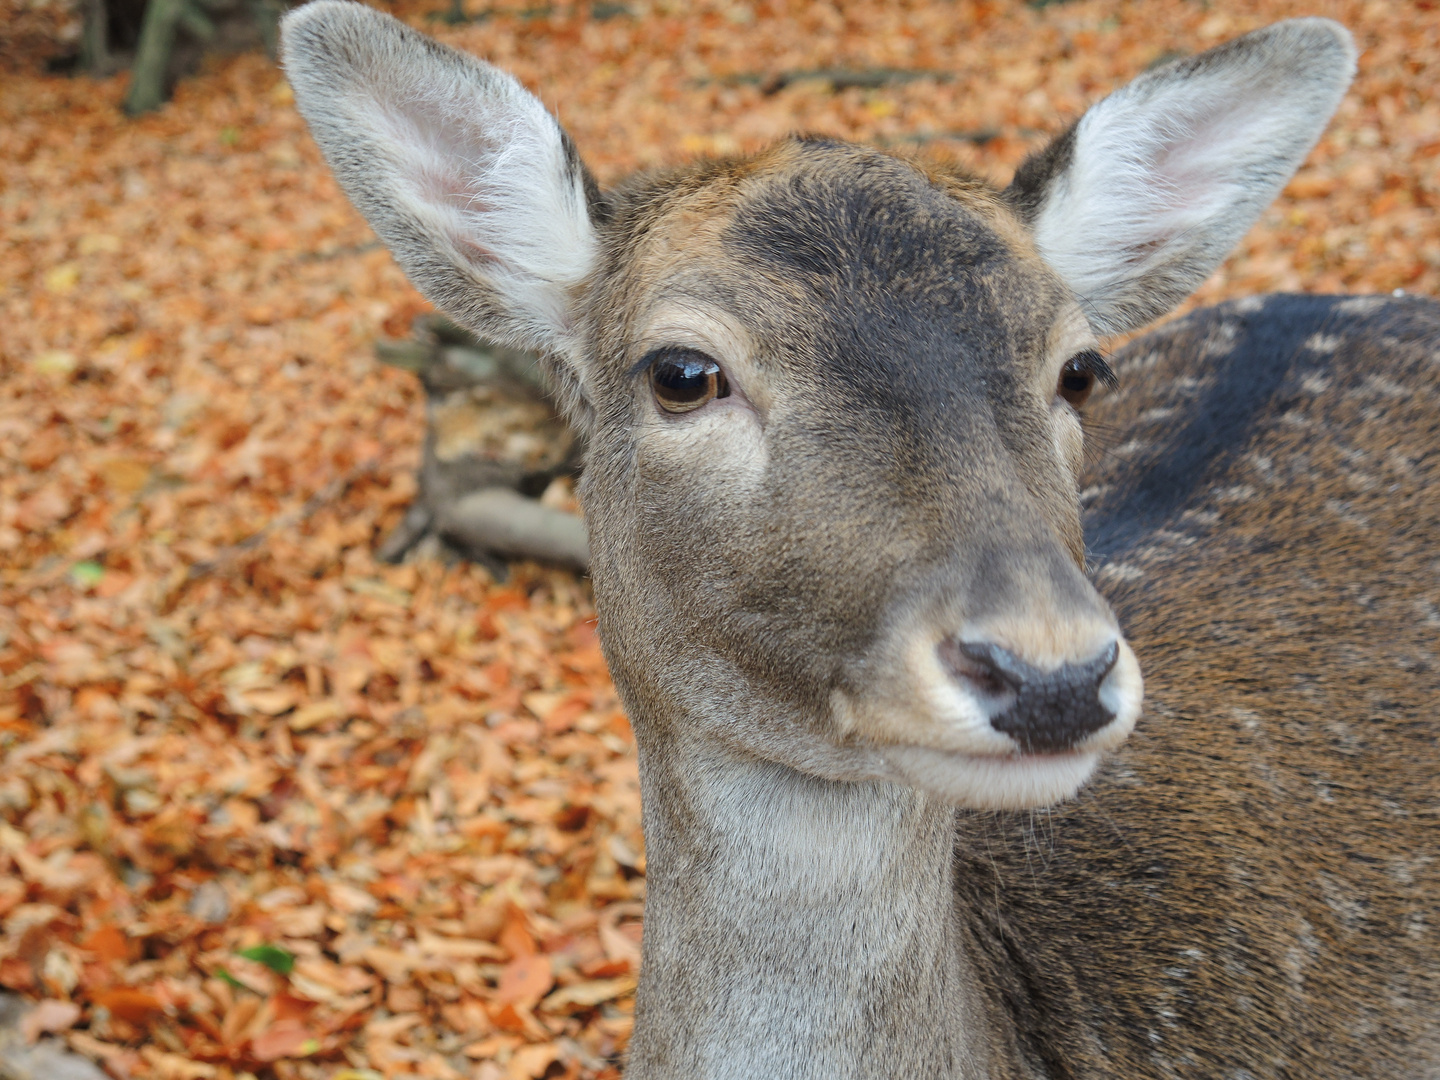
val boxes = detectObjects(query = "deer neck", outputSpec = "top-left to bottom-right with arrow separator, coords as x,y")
627,727 -> 998,1080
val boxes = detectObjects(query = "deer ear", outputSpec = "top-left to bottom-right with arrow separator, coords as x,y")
280,1 -> 600,387
1006,18 -> 1355,336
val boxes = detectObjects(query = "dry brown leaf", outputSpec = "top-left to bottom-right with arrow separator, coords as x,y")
493,953 -> 553,1010
19,998 -> 81,1043
508,1042 -> 563,1080
540,975 -> 638,1013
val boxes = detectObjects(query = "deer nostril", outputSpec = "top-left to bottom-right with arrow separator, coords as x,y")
939,638 -> 1121,753
939,640 -> 1025,699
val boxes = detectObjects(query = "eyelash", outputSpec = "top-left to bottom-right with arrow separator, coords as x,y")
1056,349 -> 1118,409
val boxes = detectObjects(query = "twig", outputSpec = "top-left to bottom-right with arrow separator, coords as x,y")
698,68 -> 952,95
297,240 -> 386,264
180,457 -> 385,585
873,129 -> 1002,147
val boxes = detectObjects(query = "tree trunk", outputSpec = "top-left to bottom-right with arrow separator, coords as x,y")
123,0 -> 184,114
79,0 -> 111,75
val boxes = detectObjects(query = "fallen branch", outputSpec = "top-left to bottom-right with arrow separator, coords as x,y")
700,68 -> 952,95
873,128 -> 1002,147
437,487 -> 589,572
158,458 -> 383,613
372,315 -> 586,572
183,457 -> 383,582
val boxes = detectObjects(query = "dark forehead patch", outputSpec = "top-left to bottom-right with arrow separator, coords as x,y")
717,139 -> 1059,401
712,139 -> 1067,495
724,140 -> 1010,297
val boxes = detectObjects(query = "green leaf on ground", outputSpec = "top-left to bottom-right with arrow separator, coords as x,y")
236,944 -> 295,974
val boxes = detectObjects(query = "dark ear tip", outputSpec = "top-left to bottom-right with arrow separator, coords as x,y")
1253,18 -> 1358,85
1003,121 -> 1078,225
280,0 -> 350,55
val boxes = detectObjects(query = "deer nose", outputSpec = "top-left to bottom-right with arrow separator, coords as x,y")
938,639 -> 1120,753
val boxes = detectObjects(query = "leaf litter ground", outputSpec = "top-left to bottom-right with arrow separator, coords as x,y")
0,1 -> 1436,1078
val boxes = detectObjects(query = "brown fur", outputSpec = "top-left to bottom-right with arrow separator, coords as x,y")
960,294 -> 1440,1077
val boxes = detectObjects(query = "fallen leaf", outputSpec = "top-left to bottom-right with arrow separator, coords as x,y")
493,953 -> 552,1010
487,1002 -> 549,1041
364,1012 -> 422,1041
20,999 -> 81,1042
78,233 -> 122,255
508,1042 -> 562,1080
288,699 -> 343,731
95,457 -> 151,493
244,687 -> 299,715
540,975 -> 638,1013
32,350 -> 76,375
462,1033 -> 524,1059
416,930 -> 505,961
91,987 -> 162,1023
236,944 -> 295,975
250,1017 -> 319,1062
139,1046 -> 218,1080
80,925 -> 128,964
43,264 -> 79,294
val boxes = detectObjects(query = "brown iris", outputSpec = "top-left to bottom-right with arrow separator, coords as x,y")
649,348 -> 730,413
1057,349 -> 1115,409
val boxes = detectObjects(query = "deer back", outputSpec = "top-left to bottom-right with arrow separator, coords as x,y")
959,293 -> 1440,1077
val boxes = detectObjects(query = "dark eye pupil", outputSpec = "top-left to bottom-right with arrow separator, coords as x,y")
655,359 -> 713,401
648,349 -> 729,413
1058,349 -> 1111,408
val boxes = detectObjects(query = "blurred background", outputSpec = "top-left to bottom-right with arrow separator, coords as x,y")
0,1 -> 1436,1078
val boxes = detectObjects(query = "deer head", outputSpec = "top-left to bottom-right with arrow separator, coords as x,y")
280,4 -> 1354,810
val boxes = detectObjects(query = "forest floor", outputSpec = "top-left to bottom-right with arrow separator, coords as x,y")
0,0 -> 1436,1078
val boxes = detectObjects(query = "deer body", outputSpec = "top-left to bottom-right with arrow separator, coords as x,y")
630,293 -> 1440,1079
280,7 -> 1439,1076
954,293 -> 1440,1077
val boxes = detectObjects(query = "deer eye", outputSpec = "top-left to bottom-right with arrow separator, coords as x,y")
1057,349 -> 1115,409
649,348 -> 730,413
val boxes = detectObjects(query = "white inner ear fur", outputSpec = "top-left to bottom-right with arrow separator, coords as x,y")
282,1 -> 597,361
375,87 -> 597,347
1035,89 -> 1277,307
1029,19 -> 1356,334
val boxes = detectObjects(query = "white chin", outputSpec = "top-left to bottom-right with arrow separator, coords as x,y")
882,745 -> 1101,809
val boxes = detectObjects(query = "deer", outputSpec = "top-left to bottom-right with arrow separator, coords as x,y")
279,5 -> 1440,1077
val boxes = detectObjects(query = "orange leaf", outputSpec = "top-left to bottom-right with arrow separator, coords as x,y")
250,1018 -> 318,1062
0,957 -> 36,992
92,987 -> 162,1023
486,1002 -> 548,1040
493,953 -> 552,1009
271,993 -> 318,1023
498,913 -> 537,959
80,925 -> 130,963
1284,174 -> 1336,199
